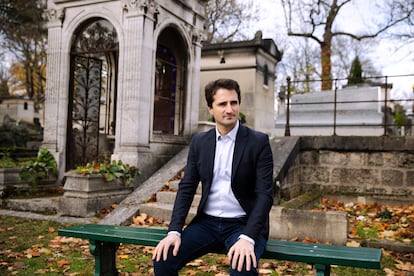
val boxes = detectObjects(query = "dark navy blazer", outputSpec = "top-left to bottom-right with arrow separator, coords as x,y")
168,124 -> 274,241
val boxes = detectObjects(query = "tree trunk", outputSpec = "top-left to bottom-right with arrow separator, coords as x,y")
320,41 -> 332,91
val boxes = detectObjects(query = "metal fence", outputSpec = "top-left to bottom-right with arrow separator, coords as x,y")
280,74 -> 414,136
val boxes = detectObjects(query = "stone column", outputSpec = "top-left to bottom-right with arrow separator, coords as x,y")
114,0 -> 158,165
188,28 -> 205,135
42,8 -> 66,178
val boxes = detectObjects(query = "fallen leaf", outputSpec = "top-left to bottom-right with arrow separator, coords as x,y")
258,268 -> 273,274
34,268 -> 49,274
346,240 -> 360,247
57,259 -> 71,267
383,267 -> 395,276
185,269 -> 198,275
186,259 -> 205,266
39,248 -> 52,255
395,260 -> 414,271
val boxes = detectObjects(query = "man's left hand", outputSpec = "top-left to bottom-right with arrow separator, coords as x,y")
227,238 -> 257,272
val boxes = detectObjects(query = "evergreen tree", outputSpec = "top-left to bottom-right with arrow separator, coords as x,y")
348,56 -> 363,85
0,69 -> 9,98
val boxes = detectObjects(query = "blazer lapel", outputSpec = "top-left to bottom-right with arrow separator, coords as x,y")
232,124 -> 248,183
205,129 -> 216,186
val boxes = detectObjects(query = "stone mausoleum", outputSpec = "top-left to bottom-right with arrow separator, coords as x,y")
43,0 -> 207,182
199,31 -> 282,133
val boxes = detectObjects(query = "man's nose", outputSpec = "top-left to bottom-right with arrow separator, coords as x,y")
224,103 -> 233,112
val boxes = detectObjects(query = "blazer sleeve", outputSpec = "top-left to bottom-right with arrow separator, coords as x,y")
234,130 -> 274,241
167,134 -> 203,233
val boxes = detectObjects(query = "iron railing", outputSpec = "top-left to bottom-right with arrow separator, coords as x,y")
281,74 -> 414,136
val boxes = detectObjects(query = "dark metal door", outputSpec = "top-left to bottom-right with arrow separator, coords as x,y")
66,56 -> 102,169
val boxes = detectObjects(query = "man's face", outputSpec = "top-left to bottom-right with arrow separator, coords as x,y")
208,88 -> 240,134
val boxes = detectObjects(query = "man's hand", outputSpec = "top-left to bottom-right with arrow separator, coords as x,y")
227,238 -> 257,272
152,233 -> 181,262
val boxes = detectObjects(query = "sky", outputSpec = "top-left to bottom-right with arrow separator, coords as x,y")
250,0 -> 414,104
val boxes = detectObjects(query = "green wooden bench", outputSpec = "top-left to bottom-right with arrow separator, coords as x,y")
58,224 -> 382,276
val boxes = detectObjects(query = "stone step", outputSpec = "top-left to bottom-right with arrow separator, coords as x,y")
140,182 -> 200,224
166,179 -> 202,194
3,197 -> 59,214
156,191 -> 201,207
139,202 -> 196,224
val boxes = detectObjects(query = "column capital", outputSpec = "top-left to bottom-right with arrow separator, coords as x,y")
43,8 -> 65,28
191,27 -> 207,46
122,0 -> 159,19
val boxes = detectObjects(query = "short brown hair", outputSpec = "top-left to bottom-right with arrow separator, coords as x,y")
204,79 -> 241,108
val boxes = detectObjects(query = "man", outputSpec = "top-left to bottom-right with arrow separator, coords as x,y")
152,78 -> 274,275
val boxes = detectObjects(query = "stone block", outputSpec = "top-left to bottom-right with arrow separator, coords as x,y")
331,168 -> 379,186
367,153 -> 384,166
59,195 -> 130,217
269,206 -> 348,244
300,167 -> 330,184
407,171 -> 414,186
381,170 -> 403,186
397,153 -> 414,168
59,171 -> 132,217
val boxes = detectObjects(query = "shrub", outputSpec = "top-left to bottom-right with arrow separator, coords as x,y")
76,160 -> 140,186
20,148 -> 58,187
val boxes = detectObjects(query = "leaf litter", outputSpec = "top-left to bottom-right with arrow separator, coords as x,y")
1,195 -> 413,275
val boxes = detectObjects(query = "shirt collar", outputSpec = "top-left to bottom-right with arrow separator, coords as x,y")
215,120 -> 239,142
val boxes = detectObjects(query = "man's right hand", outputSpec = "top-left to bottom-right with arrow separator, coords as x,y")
152,232 -> 181,261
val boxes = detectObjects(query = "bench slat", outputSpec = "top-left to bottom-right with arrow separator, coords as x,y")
59,224 -> 167,247
263,240 -> 381,269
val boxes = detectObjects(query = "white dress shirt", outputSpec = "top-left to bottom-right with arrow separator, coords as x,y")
204,120 -> 246,218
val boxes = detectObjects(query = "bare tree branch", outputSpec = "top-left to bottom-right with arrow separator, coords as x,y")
280,0 -> 414,90
205,0 -> 257,43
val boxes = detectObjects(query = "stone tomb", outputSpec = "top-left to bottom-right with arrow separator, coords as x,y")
275,87 -> 388,136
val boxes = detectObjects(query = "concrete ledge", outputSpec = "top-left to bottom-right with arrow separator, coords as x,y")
300,136 -> 414,152
3,197 -> 59,214
59,193 -> 129,217
269,206 -> 348,244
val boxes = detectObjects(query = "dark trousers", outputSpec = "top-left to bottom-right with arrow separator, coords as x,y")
153,214 -> 267,276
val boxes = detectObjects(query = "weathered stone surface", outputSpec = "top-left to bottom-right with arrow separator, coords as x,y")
300,167 -> 330,183
407,171 -> 414,186
381,170 -> 404,187
0,168 -> 58,196
0,168 -> 22,184
331,168 -> 379,186
59,171 -> 132,217
298,150 -> 319,165
269,206 -> 348,244
280,137 -> 414,201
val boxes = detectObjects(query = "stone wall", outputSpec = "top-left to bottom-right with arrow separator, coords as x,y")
280,136 -> 414,203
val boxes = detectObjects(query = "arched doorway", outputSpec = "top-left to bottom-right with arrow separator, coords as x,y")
153,27 -> 187,135
66,18 -> 119,170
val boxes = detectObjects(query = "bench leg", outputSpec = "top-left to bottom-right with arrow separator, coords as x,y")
89,240 -> 120,276
314,263 -> 331,276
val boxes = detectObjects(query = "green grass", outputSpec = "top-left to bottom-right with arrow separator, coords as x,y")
0,216 -> 89,275
0,215 -> 405,275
